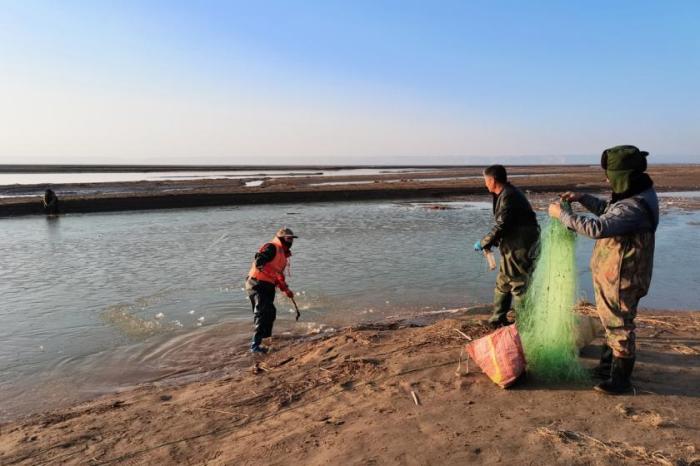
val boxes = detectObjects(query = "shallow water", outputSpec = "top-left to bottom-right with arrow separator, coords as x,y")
658,191 -> 700,198
1,199 -> 699,420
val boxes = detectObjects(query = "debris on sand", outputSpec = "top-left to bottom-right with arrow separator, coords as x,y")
536,427 -> 695,465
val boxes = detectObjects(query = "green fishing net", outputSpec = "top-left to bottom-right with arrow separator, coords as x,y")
517,213 -> 588,381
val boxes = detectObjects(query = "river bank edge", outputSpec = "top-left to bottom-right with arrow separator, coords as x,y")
2,164 -> 699,217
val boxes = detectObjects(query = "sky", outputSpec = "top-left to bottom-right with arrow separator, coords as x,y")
0,1 -> 698,165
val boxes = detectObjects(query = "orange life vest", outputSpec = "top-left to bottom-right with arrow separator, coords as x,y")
248,237 -> 290,286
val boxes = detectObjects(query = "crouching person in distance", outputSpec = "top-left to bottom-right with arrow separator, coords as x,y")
245,228 -> 298,353
549,145 -> 658,394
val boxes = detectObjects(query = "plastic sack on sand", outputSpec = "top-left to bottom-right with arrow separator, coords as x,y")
574,314 -> 603,351
466,325 -> 526,388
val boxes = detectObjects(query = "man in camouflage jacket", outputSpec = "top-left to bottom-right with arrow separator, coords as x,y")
549,145 -> 658,394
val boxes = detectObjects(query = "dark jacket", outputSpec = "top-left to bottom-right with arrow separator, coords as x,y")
480,183 -> 539,252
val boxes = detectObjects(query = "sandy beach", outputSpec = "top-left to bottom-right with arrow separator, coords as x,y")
1,306 -> 698,465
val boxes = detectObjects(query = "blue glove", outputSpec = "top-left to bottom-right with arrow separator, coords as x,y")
473,240 -> 483,251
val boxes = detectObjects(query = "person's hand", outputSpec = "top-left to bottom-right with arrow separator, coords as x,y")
285,289 -> 294,299
560,191 -> 583,203
473,240 -> 483,251
548,202 -> 562,219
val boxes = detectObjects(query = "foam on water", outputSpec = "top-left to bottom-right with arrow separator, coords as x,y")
101,305 -> 177,338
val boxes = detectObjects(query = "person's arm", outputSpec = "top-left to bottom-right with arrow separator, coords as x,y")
559,202 -> 645,239
275,276 -> 294,297
578,194 -> 608,216
254,243 -> 276,269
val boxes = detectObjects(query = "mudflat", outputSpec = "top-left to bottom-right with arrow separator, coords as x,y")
1,164 -> 699,216
1,307 -> 698,465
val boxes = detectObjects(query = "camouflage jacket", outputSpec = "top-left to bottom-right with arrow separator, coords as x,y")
480,183 -> 539,253
559,188 -> 659,303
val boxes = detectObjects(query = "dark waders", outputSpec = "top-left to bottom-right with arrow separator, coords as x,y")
488,227 -> 538,326
247,280 -> 277,350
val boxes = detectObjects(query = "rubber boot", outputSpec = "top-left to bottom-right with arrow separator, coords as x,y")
488,291 -> 512,328
589,344 -> 613,379
593,357 -> 634,394
250,336 -> 267,354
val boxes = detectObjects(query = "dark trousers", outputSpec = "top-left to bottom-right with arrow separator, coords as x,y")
247,280 -> 277,347
489,232 -> 538,324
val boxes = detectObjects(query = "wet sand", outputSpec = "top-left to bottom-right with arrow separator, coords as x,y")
1,306 -> 698,465
2,164 -> 699,216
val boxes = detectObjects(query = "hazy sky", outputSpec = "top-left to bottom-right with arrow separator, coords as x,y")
1,1 -> 698,165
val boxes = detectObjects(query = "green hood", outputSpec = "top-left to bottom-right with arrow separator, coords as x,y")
606,169 -> 636,194
601,145 -> 649,194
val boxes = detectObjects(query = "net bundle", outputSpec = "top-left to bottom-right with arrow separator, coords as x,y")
517,216 -> 587,381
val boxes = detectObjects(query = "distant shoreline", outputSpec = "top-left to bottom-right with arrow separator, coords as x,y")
1,162 -> 697,174
1,164 -> 698,217
2,164 -> 490,173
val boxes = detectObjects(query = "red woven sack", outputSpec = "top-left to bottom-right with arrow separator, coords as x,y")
466,325 -> 526,388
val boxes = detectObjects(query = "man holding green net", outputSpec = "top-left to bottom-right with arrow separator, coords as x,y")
475,164 -> 540,329
548,145 -> 659,394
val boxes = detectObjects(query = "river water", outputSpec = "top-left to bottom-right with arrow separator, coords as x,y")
1,199 -> 699,420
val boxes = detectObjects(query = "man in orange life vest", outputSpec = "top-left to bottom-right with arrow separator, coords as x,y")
245,227 -> 298,353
